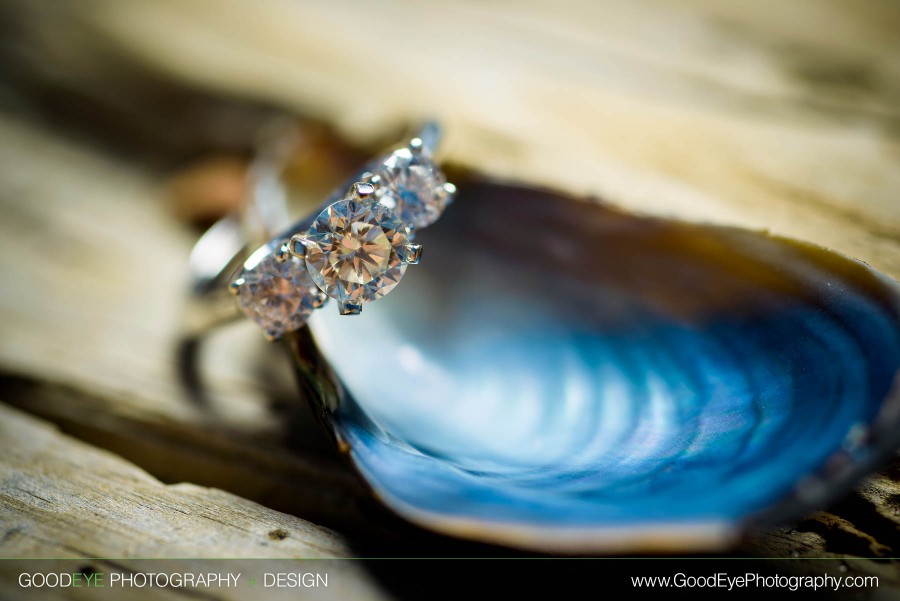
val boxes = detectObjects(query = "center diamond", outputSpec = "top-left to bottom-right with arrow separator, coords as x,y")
304,199 -> 411,306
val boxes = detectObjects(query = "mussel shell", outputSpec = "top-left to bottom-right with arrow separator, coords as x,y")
299,182 -> 900,552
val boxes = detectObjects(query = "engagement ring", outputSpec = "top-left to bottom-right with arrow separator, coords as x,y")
186,122 -> 454,341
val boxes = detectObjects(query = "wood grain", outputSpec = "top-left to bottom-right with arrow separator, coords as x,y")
0,403 -> 387,600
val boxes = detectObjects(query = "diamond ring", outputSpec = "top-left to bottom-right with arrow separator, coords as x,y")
185,122 -> 455,341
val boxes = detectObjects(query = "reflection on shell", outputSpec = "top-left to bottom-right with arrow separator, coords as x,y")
303,182 -> 900,552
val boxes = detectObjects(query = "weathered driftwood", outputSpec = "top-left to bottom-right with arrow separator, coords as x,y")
0,0 -> 899,596
0,404 -> 388,600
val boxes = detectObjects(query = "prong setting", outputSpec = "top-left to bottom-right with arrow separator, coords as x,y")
338,300 -> 363,315
274,243 -> 292,262
400,243 -> 423,264
442,182 -> 457,204
360,171 -> 382,188
408,137 -> 424,155
352,181 -> 376,201
311,288 -> 328,308
289,235 -> 309,258
229,278 -> 245,295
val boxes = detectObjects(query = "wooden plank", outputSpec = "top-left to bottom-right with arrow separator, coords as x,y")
0,373 -> 377,534
0,403 -> 388,600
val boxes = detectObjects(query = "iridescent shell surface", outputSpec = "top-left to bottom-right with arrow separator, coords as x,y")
299,182 -> 900,552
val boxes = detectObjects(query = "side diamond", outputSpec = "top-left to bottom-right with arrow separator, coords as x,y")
375,148 -> 451,228
233,246 -> 319,339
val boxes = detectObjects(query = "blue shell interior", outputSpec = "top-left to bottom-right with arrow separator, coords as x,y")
307,183 -> 900,545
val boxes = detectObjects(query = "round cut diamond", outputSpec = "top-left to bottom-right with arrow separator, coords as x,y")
304,200 -> 411,304
375,148 -> 450,228
234,250 -> 318,338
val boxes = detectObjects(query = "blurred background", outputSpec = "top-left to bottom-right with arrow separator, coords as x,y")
1,0 -> 900,596
1,0 -> 898,255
